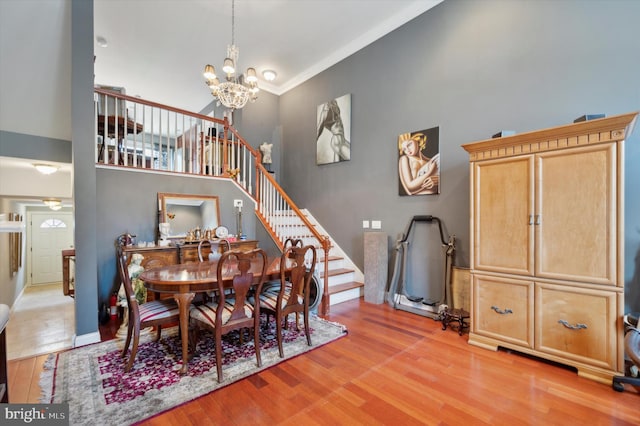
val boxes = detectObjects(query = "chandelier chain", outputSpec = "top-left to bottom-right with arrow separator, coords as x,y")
231,0 -> 235,46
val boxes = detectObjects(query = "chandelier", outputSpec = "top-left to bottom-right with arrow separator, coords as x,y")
203,0 -> 258,110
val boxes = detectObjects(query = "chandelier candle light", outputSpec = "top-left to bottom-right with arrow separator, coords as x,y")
203,0 -> 258,110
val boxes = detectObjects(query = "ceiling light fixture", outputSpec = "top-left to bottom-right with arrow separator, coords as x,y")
262,70 -> 277,82
203,0 -> 258,110
34,164 -> 59,175
43,199 -> 63,211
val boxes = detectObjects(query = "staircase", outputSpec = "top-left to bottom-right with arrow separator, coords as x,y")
94,88 -> 364,312
266,208 -> 364,306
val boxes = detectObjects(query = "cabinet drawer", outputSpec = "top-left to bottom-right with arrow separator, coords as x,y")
535,283 -> 617,370
124,246 -> 178,270
179,240 -> 259,263
472,274 -> 534,348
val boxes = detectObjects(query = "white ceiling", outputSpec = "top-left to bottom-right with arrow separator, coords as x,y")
94,0 -> 443,112
0,0 -> 441,196
0,0 -> 442,144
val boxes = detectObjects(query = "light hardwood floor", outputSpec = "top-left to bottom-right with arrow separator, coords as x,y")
8,299 -> 640,424
6,283 -> 75,360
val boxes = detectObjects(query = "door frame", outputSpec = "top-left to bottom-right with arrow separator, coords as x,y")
27,209 -> 75,287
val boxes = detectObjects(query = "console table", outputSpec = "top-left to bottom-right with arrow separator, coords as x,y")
97,114 -> 144,165
62,249 -> 75,297
122,240 -> 259,268
177,240 -> 258,263
122,241 -> 259,303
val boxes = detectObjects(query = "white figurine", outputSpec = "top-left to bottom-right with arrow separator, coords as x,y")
259,142 -> 273,165
159,222 -> 171,246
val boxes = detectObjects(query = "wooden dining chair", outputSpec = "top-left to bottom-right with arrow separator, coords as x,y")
115,245 -> 181,372
284,238 -> 303,249
189,248 -> 268,382
259,244 -> 317,358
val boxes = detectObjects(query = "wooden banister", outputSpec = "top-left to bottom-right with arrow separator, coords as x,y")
94,88 -> 333,314
94,88 -> 226,126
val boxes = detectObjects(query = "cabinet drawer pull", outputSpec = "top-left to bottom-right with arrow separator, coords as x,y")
534,214 -> 541,225
491,306 -> 513,315
528,215 -> 534,225
558,319 -> 587,330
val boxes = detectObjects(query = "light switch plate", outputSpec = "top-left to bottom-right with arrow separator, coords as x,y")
372,220 -> 382,229
233,199 -> 243,208
362,220 -> 370,229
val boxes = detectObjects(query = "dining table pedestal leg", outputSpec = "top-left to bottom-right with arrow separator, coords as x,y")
173,292 -> 195,375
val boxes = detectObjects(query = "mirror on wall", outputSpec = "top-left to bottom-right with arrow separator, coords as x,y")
158,192 -> 220,239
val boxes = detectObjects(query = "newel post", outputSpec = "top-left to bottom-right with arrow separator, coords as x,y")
319,236 -> 331,316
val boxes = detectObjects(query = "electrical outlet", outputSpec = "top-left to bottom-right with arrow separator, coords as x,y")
372,220 -> 382,229
233,199 -> 243,208
362,220 -> 370,229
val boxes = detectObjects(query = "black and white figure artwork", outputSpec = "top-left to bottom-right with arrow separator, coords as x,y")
316,94 -> 351,165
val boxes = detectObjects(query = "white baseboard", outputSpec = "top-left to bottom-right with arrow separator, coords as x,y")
73,331 -> 101,348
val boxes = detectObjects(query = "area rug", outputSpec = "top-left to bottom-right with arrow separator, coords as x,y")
40,315 -> 347,425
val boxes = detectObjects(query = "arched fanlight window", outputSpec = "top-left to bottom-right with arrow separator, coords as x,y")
40,219 -> 67,229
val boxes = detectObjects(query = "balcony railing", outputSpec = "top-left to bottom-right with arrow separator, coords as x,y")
95,88 -> 332,314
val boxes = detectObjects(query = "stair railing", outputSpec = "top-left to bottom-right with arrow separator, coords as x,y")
95,88 -> 333,314
255,166 -> 332,315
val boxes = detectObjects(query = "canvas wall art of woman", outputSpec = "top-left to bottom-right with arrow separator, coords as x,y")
398,127 -> 440,196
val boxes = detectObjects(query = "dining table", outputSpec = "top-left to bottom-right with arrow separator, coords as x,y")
139,255 -> 292,374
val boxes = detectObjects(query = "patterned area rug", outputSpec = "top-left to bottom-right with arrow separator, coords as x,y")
40,315 -> 347,425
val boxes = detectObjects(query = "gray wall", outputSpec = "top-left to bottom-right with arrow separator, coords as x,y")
72,0 -> 99,337
278,0 -> 640,311
95,168 -> 265,303
235,90 -> 282,178
0,131 -> 72,163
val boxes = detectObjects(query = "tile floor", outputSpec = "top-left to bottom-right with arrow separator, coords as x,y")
6,282 -> 75,360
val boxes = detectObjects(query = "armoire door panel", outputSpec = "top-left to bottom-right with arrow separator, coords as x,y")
536,144 -> 616,285
474,156 -> 534,275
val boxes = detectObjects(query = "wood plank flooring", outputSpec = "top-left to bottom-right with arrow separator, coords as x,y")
8,299 -> 640,425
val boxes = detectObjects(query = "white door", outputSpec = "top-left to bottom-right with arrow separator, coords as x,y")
30,212 -> 74,285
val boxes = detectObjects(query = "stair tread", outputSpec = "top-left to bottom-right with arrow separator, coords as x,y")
318,255 -> 342,262
319,267 -> 353,278
328,281 -> 364,295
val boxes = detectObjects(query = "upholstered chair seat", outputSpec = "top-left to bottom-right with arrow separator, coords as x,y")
259,286 -> 303,311
190,300 -> 254,328
139,300 -> 180,322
